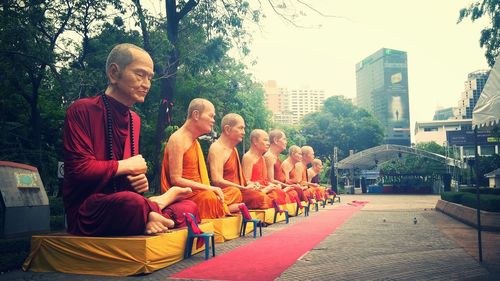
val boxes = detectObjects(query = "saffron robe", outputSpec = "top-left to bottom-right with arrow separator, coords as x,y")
273,157 -> 300,201
301,166 -> 319,200
310,173 -> 326,200
286,166 -> 308,201
224,149 -> 272,209
161,140 -> 230,219
250,156 -> 290,204
63,95 -> 197,236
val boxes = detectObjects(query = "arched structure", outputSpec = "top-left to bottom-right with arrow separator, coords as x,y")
336,144 -> 466,170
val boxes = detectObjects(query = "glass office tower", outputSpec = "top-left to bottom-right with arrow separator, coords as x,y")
356,48 -> 411,146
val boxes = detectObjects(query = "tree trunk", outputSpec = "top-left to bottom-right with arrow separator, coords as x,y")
151,0 -> 180,193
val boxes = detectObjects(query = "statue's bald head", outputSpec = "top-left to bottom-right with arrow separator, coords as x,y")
187,98 -> 213,119
106,43 -> 149,79
301,146 -> 313,155
312,158 -> 323,167
221,113 -> 244,129
288,145 -> 301,157
269,129 -> 285,144
250,129 -> 267,144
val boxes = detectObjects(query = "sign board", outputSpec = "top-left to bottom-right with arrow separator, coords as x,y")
446,130 -> 500,146
15,172 -> 39,189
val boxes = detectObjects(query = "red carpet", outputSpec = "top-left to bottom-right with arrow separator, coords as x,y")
170,202 -> 367,281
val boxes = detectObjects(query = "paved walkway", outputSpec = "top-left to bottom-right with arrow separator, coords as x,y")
2,195 -> 499,280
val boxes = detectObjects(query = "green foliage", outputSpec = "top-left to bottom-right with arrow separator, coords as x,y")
474,154 -> 500,186
441,191 -> 500,212
301,96 -> 385,161
460,186 -> 500,195
458,1 -> 500,67
462,193 -> 500,212
380,141 -> 449,175
441,191 -> 468,203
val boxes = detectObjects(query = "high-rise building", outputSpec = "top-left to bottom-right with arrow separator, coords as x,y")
263,81 -> 326,125
433,107 -> 459,121
355,48 -> 411,146
457,70 -> 490,119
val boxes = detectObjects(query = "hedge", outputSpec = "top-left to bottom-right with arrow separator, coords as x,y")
441,191 -> 500,212
459,187 -> 500,196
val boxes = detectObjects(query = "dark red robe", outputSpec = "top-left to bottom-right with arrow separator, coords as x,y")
63,94 -> 198,236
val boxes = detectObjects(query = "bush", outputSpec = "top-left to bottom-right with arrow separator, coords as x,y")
461,193 -> 500,212
441,191 -> 500,212
459,187 -> 500,196
441,192 -> 467,204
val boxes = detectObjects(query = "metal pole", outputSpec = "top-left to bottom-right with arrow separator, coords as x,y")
474,125 -> 483,262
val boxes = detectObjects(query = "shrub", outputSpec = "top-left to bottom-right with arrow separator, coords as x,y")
459,187 -> 500,196
461,193 -> 500,212
441,192 -> 467,204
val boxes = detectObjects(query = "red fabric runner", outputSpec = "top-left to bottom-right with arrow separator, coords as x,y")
171,202 -> 366,281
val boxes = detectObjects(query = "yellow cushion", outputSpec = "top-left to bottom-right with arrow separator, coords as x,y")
250,205 -> 287,224
202,215 -> 253,243
22,222 -> 214,276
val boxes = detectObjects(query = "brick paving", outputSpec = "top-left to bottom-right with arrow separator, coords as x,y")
2,195 -> 499,281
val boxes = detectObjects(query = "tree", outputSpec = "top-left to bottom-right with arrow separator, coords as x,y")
0,0 -> 121,194
458,1 -> 500,67
301,96 -> 385,163
129,0 -> 265,189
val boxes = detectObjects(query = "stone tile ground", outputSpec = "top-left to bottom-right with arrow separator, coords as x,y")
2,195 -> 498,281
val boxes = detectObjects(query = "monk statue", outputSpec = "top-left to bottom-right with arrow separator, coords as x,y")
295,146 -> 321,200
208,114 -> 273,209
280,145 -> 309,201
63,43 -> 197,236
308,158 -> 323,184
308,158 -> 327,201
242,129 -> 290,205
264,129 -> 301,201
161,98 -> 235,219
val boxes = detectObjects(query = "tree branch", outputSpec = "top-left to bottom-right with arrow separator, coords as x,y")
178,0 -> 199,20
296,0 -> 350,21
0,51 -> 67,91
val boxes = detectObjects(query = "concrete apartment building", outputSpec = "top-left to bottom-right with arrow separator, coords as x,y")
263,80 -> 326,125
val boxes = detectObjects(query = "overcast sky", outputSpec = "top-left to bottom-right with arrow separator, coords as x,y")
242,0 -> 489,135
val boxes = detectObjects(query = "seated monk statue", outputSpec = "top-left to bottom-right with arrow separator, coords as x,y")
308,158 -> 323,184
208,113 -> 272,209
263,129 -> 301,201
63,43 -> 197,236
161,98 -> 234,219
295,146 -> 321,200
308,158 -> 327,200
281,145 -> 309,201
242,129 -> 290,205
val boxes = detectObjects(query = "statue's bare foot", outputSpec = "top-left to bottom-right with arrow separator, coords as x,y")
170,186 -> 192,196
149,186 -> 192,209
145,212 -> 174,235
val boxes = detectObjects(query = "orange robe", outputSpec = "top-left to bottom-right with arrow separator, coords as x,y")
274,157 -> 299,201
301,166 -> 318,200
287,166 -> 307,201
223,148 -> 272,209
161,140 -> 230,219
251,156 -> 290,204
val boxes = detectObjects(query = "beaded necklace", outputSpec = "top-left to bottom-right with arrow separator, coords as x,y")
101,93 -> 135,192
